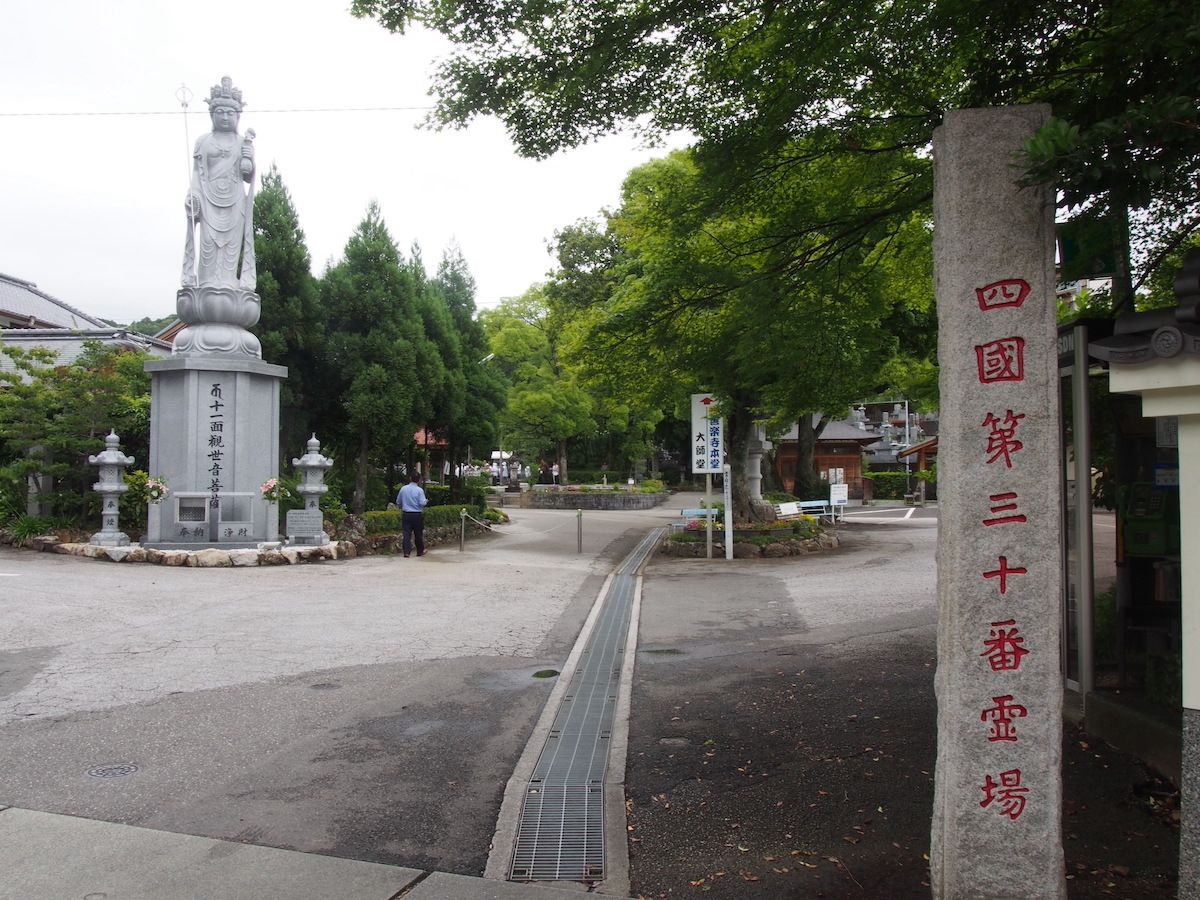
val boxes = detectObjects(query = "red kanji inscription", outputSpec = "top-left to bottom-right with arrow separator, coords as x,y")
982,410 -> 1025,467
983,491 -> 1027,526
981,619 -> 1029,671
981,694 -> 1028,742
983,556 -> 1027,594
976,279 -> 1030,311
975,337 -> 1026,383
980,769 -> 1029,821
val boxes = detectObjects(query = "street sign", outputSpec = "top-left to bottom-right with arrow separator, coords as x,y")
691,393 -> 724,473
830,483 -> 849,506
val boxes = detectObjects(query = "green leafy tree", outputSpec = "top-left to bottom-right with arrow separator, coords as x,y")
320,203 -> 437,512
0,342 -> 152,525
354,0 -> 1198,300
126,314 -> 175,337
559,148 -> 932,516
481,289 -> 594,480
253,166 -> 326,461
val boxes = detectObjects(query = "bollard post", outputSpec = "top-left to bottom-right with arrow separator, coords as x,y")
577,508 -> 583,553
460,508 -> 467,551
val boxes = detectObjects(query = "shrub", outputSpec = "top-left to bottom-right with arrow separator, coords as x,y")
763,491 -> 799,503
363,504 -> 484,533
9,514 -> 57,546
638,478 -> 666,494
863,471 -> 910,499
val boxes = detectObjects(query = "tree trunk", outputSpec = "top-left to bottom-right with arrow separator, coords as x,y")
792,415 -> 827,500
557,439 -> 569,486
352,428 -> 370,514
726,395 -> 764,523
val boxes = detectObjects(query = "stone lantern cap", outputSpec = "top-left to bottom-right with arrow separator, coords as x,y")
88,430 -> 135,468
292,434 -> 334,470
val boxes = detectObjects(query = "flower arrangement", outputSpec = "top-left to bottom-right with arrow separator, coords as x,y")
260,477 -> 291,503
145,477 -> 168,504
124,470 -> 168,505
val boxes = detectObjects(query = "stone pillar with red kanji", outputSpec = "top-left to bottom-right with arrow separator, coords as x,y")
930,106 -> 1065,898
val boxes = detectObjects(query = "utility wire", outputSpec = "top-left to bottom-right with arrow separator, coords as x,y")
0,105 -> 433,117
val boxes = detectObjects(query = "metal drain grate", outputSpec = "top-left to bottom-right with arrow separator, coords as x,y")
87,763 -> 139,778
509,528 -> 663,883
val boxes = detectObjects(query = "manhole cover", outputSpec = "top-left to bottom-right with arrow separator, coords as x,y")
87,764 -> 139,779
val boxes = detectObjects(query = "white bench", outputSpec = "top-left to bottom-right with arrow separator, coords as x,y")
773,500 -> 834,523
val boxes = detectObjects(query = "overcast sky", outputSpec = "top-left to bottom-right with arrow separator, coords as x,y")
1,2 -> 681,325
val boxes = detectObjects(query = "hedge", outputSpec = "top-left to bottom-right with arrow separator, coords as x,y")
423,484 -> 487,508
862,471 -> 910,500
363,504 -> 482,534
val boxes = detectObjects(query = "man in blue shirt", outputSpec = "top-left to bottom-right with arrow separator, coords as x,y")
397,471 -> 429,557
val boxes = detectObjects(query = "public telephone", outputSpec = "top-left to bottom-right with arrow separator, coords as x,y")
1120,482 -> 1179,558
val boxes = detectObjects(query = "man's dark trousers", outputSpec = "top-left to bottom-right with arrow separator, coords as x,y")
402,511 -> 425,557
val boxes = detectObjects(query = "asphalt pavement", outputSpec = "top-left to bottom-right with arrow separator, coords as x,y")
0,496 -> 1179,898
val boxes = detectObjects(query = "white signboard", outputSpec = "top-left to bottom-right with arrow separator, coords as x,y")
691,393 -> 725,474
830,483 -> 849,506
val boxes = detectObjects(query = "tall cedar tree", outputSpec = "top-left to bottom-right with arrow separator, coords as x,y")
252,166 -> 325,462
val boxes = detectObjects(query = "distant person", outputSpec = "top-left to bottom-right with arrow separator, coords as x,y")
552,463 -> 560,485
396,471 -> 428,558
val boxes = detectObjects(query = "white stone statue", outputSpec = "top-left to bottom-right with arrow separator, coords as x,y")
182,76 -> 256,290
174,76 -> 262,358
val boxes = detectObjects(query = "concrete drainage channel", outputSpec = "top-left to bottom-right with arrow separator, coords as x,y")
488,527 -> 665,892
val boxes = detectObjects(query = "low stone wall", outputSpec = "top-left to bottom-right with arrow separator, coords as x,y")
526,491 -> 668,511
4,520 -> 494,566
660,531 -> 840,558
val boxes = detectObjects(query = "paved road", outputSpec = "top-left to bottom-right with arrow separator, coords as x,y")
0,503 -> 668,878
0,496 -> 947,895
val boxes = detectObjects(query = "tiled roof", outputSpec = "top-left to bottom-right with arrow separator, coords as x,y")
0,272 -> 109,330
0,329 -> 172,379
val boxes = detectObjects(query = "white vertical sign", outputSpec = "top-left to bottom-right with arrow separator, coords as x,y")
691,393 -> 724,473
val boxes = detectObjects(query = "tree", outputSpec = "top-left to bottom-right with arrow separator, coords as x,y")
481,289 -> 594,481
353,0 -> 1199,292
126,314 -> 175,337
556,147 -> 932,517
0,342 -> 152,525
320,203 -> 441,512
432,244 -> 506,468
253,166 -> 326,460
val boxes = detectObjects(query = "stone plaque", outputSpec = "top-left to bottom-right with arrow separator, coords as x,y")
931,106 -> 1065,898
286,509 -> 325,537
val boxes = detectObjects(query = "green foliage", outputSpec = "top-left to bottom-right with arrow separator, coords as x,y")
357,0 -> 1200,313
125,314 -> 176,337
7,515 -> 56,545
863,471 -> 910,500
319,203 -> 440,512
914,462 -> 938,484
363,503 -> 482,534
763,491 -> 799,503
0,341 -> 152,525
424,483 -> 487,508
253,166 -> 326,460
637,478 -> 666,494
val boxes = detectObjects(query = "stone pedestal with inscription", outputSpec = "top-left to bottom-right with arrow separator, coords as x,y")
930,106 -> 1065,898
143,356 -> 286,547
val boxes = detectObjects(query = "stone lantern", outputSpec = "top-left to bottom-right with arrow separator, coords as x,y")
288,434 -> 334,546
89,431 -> 135,547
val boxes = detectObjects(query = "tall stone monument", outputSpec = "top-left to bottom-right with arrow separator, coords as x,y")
144,76 -> 287,547
930,106 -> 1065,897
